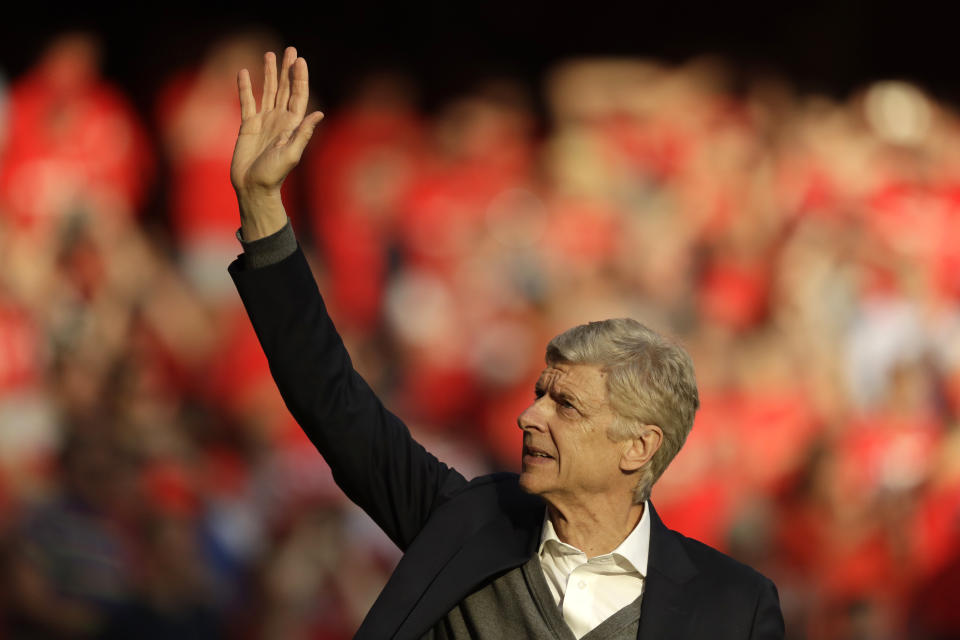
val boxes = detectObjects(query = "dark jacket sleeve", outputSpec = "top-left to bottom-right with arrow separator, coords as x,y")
230,247 -> 468,550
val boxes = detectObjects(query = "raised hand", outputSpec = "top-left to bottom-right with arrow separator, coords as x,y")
230,46 -> 324,240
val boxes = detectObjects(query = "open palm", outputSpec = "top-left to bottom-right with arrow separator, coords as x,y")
230,46 -> 324,198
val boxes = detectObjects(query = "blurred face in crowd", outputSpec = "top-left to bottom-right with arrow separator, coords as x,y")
40,33 -> 102,93
517,363 -> 629,505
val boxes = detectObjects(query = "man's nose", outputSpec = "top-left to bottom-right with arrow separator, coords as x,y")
517,402 -> 545,432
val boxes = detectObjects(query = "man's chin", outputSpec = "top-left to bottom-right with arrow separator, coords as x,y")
518,471 -> 546,496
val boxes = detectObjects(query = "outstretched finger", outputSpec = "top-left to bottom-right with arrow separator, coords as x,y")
284,110 -> 325,162
276,46 -> 297,112
261,51 -> 278,111
237,69 -> 256,119
288,58 -> 310,117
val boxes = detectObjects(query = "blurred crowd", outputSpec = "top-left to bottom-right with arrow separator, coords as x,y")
0,30 -> 959,640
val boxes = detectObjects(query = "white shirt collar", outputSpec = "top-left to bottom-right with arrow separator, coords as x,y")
538,500 -> 651,576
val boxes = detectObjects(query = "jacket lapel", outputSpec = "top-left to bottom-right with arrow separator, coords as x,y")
636,503 -> 700,640
395,503 -> 544,638
356,479 -> 544,640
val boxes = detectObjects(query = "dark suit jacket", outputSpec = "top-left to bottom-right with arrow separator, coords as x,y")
230,247 -> 785,640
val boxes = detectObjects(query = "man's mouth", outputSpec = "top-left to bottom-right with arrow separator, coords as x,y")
523,445 -> 555,461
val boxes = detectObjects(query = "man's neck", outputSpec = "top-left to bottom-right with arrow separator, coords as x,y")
546,498 -> 646,558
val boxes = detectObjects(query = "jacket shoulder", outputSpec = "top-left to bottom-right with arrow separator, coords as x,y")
436,472 -> 544,523
662,527 -> 785,637
449,472 -> 536,505
678,532 -> 771,586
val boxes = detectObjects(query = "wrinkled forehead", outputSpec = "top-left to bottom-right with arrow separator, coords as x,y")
537,363 -> 608,401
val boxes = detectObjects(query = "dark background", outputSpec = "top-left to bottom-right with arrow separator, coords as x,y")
4,1 -> 960,114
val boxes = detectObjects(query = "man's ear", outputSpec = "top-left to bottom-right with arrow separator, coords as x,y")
620,425 -> 663,472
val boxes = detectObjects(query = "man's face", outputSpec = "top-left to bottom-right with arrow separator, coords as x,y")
517,362 -> 626,503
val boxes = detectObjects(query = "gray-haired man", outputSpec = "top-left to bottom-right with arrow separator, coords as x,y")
230,46 -> 784,639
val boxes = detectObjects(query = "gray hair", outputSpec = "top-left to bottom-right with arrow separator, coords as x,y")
545,318 -> 699,504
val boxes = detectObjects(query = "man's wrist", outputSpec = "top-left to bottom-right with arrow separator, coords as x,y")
238,218 -> 297,269
237,189 -> 287,242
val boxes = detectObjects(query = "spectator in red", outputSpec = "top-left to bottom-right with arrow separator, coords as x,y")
0,32 -> 153,239
397,80 -> 536,273
304,72 -> 425,332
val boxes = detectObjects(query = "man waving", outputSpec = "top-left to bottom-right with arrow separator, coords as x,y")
229,46 -> 784,639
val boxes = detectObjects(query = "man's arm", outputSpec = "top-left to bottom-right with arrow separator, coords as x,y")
229,47 -> 467,549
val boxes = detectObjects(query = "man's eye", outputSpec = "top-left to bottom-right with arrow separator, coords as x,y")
558,398 -> 575,410
534,388 -> 545,399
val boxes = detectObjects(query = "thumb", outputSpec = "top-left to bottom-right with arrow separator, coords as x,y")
285,111 -> 325,162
